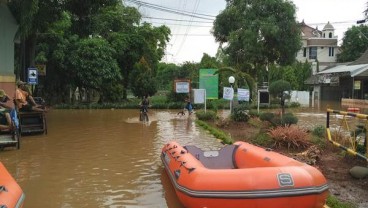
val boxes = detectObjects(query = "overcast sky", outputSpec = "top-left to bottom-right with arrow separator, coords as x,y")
124,0 -> 367,64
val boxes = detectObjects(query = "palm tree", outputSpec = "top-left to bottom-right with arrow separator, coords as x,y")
214,66 -> 255,103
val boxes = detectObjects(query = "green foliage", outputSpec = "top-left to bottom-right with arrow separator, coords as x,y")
252,133 -> 274,147
281,113 -> 298,126
337,25 -> 368,63
155,63 -> 180,90
129,58 -> 157,98
326,195 -> 357,208
215,66 -> 256,103
260,112 -> 297,126
231,105 -> 250,122
213,0 -> 301,77
313,125 -> 326,138
166,91 -> 188,102
195,120 -> 233,144
289,102 -> 301,108
68,37 -> 121,91
310,135 -> 327,149
100,82 -> 124,102
249,109 -> 260,117
195,110 -> 218,121
269,80 -> 291,98
259,112 -> 275,122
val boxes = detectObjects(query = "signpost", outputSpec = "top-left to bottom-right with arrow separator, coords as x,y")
175,80 -> 190,93
199,69 -> 218,99
238,88 -> 250,101
27,68 -> 38,85
192,89 -> 206,112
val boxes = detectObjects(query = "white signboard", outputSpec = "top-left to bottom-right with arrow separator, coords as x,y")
176,82 -> 190,93
193,89 -> 206,104
223,87 -> 234,100
238,88 -> 250,101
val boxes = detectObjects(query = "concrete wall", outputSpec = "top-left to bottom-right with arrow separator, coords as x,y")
289,91 -> 310,107
0,3 -> 18,106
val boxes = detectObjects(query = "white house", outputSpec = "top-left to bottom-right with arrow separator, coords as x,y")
296,21 -> 339,71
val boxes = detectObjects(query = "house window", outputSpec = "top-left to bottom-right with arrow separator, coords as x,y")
309,47 -> 317,59
303,48 -> 306,57
329,47 -> 334,56
329,32 -> 332,38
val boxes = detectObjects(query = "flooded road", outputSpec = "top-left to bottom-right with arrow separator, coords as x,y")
0,109 -> 223,207
0,105 -> 355,207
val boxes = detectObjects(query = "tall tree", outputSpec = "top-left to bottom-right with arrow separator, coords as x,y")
93,3 -> 170,99
337,25 -> 368,62
67,37 -> 121,101
64,0 -> 120,38
8,0 -> 63,80
212,0 -> 301,78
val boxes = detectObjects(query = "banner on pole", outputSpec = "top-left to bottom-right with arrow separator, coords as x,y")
238,88 -> 250,101
193,89 -> 206,104
223,87 -> 234,100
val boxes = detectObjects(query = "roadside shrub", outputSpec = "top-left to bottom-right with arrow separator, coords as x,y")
288,102 -> 300,108
260,112 -> 297,127
310,135 -> 327,149
195,110 -> 217,121
312,125 -> 326,138
231,105 -> 250,122
252,133 -> 273,147
281,113 -> 298,126
259,112 -> 275,122
268,125 -> 310,149
249,109 -> 259,117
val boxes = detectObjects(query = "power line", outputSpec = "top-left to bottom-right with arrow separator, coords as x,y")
125,0 -> 215,20
142,16 -> 213,24
150,21 -> 212,27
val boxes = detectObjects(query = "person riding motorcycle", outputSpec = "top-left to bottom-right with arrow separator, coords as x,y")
139,95 -> 150,120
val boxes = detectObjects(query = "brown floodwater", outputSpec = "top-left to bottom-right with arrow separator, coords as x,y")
0,102 -> 355,208
0,109 -> 223,208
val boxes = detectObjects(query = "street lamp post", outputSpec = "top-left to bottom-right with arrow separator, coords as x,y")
228,76 -> 235,114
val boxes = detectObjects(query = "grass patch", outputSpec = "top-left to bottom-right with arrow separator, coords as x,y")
251,132 -> 273,147
195,120 -> 233,145
327,195 -> 358,208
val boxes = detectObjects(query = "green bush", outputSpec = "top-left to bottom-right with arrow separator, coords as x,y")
195,110 -> 217,121
252,133 -> 273,147
249,109 -> 260,117
310,135 -> 327,149
288,102 -> 301,108
259,112 -> 275,122
313,125 -> 326,138
231,105 -> 250,122
281,113 -> 298,126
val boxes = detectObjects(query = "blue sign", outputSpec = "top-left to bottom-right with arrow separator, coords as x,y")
28,68 -> 38,84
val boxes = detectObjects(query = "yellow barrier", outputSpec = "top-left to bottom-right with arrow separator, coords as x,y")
326,109 -> 368,162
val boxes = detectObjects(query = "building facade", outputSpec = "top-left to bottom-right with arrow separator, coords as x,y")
0,1 -> 18,100
296,21 -> 339,71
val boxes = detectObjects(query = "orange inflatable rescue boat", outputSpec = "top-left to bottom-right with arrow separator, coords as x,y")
161,141 -> 328,208
0,162 -> 25,208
